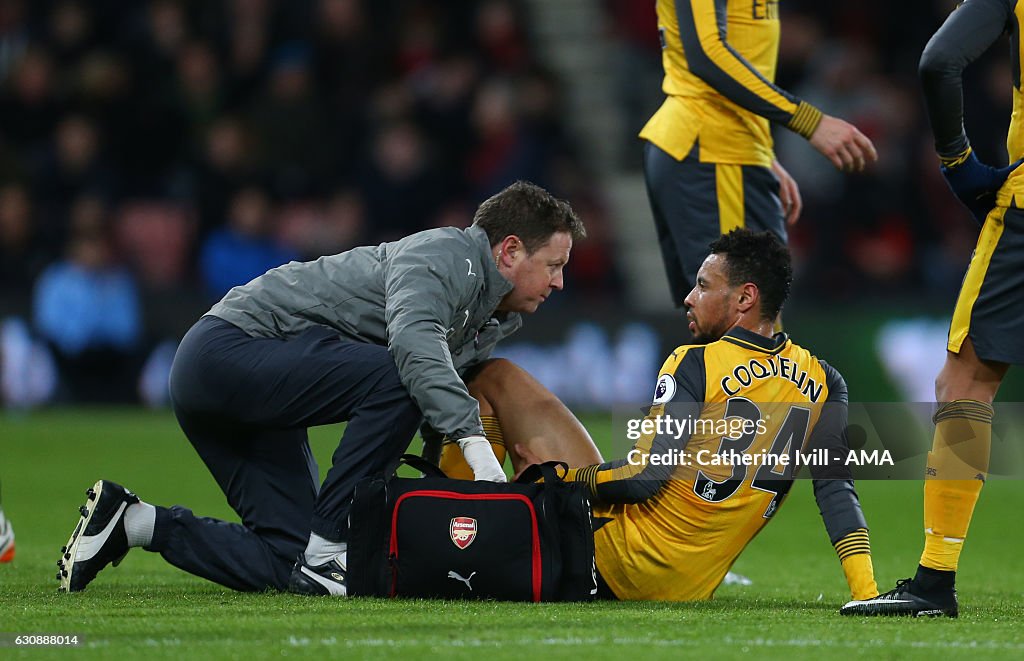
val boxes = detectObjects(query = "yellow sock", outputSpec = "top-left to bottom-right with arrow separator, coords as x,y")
920,400 -> 992,572
834,528 -> 878,600
438,416 -> 507,480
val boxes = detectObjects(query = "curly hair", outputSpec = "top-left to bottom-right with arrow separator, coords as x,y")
473,181 -> 586,254
708,229 -> 793,320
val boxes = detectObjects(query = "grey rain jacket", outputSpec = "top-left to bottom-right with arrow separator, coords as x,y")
208,225 -> 522,439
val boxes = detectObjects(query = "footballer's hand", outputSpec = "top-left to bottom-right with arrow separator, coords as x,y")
808,114 -> 877,173
458,436 -> 507,482
771,160 -> 802,226
942,151 -> 1023,225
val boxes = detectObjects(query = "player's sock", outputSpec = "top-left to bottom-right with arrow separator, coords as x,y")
920,400 -> 992,572
439,416 -> 506,480
912,563 -> 956,594
834,528 -> 878,600
304,533 -> 347,566
481,416 -> 507,464
124,501 -> 156,548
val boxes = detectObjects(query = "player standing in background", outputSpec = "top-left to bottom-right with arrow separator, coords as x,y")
513,229 -> 879,603
641,0 -> 878,306
843,0 -> 1023,619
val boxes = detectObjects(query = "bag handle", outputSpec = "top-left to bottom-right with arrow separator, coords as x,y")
514,461 -> 568,485
388,453 -> 448,479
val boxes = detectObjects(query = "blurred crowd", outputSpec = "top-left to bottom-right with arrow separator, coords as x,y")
605,0 -> 1010,302
0,0 -> 620,404
1,0 -> 1013,405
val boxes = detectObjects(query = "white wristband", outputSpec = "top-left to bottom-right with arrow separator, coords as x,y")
458,436 -> 507,482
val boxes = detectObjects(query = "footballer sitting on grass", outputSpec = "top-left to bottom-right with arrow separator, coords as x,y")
447,229 -> 881,604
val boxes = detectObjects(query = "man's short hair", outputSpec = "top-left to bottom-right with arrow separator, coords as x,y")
473,181 -> 586,254
708,229 -> 792,321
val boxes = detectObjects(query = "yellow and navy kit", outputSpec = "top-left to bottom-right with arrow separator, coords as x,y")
920,0 -> 1024,364
640,0 -> 822,166
565,327 -> 871,601
922,0 -> 1024,203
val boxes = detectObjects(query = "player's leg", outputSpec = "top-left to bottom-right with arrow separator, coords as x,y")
61,316 -> 418,594
152,419 -> 319,592
439,359 -> 603,478
643,141 -> 721,307
843,206 -> 1022,617
922,338 -> 1005,572
57,316 -> 329,592
743,163 -> 790,331
842,341 -> 1005,616
913,207 -> 1024,609
740,163 -> 788,246
304,341 -> 422,553
171,316 -> 421,594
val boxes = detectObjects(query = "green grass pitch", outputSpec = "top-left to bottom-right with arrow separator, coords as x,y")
2,409 -> 1023,659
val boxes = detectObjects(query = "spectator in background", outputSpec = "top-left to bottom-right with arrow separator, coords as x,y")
312,0 -> 378,175
115,0 -> 189,194
0,182 -> 49,307
473,0 -> 530,73
175,40 -> 225,156
199,186 -> 297,300
218,0 -> 273,106
248,42 -> 332,197
466,78 -> 546,199
414,52 -> 480,179
357,121 -> 443,239
0,47 -> 60,162
277,189 -> 368,259
32,197 -> 141,403
394,2 -> 443,77
45,1 -> 95,71
132,0 -> 189,87
31,114 -> 114,241
0,0 -> 627,358
71,52 -> 133,172
192,116 -> 259,236
603,0 -> 663,169
0,0 -> 29,82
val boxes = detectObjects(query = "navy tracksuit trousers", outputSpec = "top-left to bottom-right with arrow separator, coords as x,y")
157,315 -> 422,591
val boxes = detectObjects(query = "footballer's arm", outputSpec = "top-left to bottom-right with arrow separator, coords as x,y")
919,0 -> 1013,162
674,0 -> 822,137
807,362 -> 879,601
563,347 -> 705,505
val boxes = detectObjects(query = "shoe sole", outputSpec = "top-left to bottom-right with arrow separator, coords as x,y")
914,609 -> 957,618
57,480 -> 128,592
58,480 -> 102,592
0,543 -> 13,563
841,605 -> 957,618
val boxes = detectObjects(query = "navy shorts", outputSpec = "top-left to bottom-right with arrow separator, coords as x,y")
643,141 -> 787,307
948,205 -> 1024,365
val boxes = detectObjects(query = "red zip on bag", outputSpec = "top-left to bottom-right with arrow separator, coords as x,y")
388,490 -> 543,602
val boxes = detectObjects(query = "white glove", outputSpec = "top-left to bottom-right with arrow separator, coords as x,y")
458,435 -> 507,482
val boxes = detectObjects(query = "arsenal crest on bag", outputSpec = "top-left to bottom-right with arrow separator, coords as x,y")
347,455 -> 597,602
449,517 -> 477,549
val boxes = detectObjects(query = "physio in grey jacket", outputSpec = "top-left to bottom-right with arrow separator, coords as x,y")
61,181 -> 585,597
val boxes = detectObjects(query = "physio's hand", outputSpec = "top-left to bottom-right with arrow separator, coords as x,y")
458,436 -> 507,482
771,160 -> 802,226
942,151 -> 1022,225
808,114 -> 877,173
